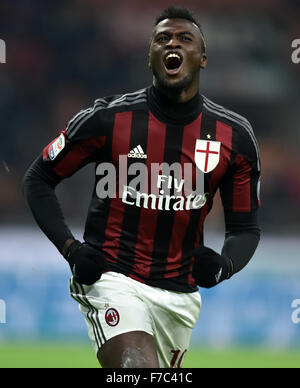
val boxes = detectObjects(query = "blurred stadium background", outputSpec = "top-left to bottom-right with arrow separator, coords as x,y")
1,0 -> 300,368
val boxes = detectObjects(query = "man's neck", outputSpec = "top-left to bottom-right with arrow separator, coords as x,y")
153,79 -> 199,103
148,84 -> 203,126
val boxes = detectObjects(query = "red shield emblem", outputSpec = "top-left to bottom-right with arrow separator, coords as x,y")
195,140 -> 221,173
105,308 -> 120,327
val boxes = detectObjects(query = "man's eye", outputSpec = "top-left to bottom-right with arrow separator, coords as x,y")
181,36 -> 192,41
156,36 -> 168,42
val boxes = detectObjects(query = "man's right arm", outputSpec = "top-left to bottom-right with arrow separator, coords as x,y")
22,152 -> 108,285
23,98 -> 108,252
23,99 -> 109,283
22,153 -> 75,255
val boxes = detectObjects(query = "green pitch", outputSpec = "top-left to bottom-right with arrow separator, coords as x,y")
0,343 -> 299,368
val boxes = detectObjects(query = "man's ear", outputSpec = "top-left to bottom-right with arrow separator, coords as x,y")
200,53 -> 207,69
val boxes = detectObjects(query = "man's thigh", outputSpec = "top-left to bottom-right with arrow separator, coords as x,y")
97,331 -> 159,368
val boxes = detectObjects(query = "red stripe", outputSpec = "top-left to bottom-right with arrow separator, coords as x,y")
233,154 -> 252,212
165,113 -> 202,279
129,273 -> 146,284
133,112 -> 166,279
53,136 -> 106,178
101,112 -> 133,262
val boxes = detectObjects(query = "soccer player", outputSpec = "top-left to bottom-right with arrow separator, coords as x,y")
23,6 -> 261,368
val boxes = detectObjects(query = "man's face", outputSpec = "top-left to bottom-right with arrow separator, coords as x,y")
149,18 -> 207,90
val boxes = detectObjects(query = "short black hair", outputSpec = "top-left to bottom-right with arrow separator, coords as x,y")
155,6 -> 206,52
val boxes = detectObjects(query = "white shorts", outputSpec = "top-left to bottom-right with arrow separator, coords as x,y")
69,271 -> 201,368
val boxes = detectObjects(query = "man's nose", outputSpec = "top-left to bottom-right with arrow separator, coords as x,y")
166,38 -> 181,49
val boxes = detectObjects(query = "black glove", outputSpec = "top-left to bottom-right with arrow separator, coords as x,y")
64,240 -> 109,285
192,246 -> 234,288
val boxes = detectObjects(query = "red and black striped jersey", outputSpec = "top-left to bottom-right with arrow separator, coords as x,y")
42,86 -> 261,292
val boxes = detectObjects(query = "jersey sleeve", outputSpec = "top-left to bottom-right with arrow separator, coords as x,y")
42,99 -> 108,179
219,122 -> 261,232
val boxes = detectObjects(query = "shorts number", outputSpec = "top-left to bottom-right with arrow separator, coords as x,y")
170,349 -> 187,368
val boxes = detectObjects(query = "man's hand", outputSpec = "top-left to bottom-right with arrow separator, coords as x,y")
64,240 -> 108,285
192,246 -> 234,288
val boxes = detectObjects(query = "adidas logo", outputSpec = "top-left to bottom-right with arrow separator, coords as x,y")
215,268 -> 223,283
128,145 -> 147,159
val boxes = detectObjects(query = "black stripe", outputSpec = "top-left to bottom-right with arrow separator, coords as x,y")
200,108 -> 217,142
219,124 -> 239,224
150,124 -> 185,279
117,110 -> 150,274
250,166 -> 260,211
70,279 -> 106,348
108,93 -> 147,107
69,280 -> 102,349
70,279 -> 103,349
77,283 -> 107,344
109,90 -> 147,104
108,99 -> 147,110
83,113 -> 115,250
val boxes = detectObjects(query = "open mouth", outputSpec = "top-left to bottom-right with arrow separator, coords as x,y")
163,52 -> 183,74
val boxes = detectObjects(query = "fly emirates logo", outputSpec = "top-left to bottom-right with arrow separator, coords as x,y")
95,158 -> 208,211
122,174 -> 208,211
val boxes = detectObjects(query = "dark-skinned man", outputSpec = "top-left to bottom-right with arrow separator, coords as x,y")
23,6 -> 260,368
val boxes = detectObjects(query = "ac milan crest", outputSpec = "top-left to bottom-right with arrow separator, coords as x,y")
195,139 -> 221,173
105,308 -> 120,327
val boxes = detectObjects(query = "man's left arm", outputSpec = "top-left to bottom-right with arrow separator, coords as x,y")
193,125 -> 261,288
